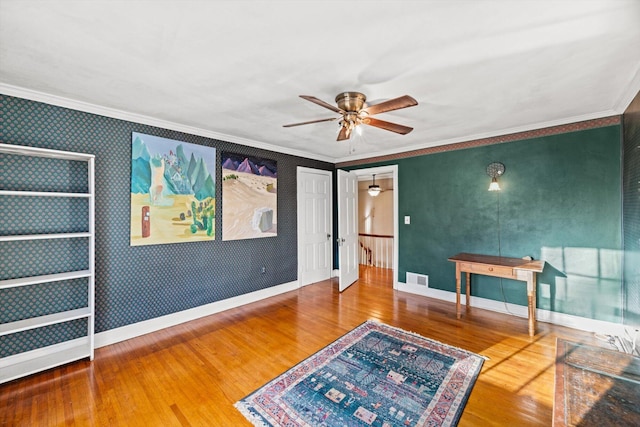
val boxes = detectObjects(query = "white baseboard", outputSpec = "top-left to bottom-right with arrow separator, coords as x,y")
95,278 -> 626,349
397,282 -> 626,336
95,280 -> 299,348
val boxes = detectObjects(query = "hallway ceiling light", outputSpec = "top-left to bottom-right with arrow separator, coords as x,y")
368,174 -> 381,197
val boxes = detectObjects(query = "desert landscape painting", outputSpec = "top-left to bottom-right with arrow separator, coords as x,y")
130,132 -> 216,246
222,153 -> 277,240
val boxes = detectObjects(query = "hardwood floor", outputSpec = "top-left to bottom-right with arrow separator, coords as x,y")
1,266 -> 605,426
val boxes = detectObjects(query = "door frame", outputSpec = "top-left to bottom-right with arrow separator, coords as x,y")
296,167 -> 333,287
351,165 -> 399,290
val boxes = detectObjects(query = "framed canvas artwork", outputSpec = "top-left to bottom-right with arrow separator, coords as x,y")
222,152 -> 277,240
130,132 -> 216,245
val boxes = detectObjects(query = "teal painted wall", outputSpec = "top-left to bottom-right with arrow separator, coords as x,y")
348,125 -> 623,323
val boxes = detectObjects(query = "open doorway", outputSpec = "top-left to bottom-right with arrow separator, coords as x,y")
352,165 -> 398,289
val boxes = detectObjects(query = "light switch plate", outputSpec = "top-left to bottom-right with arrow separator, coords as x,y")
404,216 -> 410,224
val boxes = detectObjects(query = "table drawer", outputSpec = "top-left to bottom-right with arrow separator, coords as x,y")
459,262 -> 515,278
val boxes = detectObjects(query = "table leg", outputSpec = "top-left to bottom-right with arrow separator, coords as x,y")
466,272 -> 471,307
527,274 -> 537,336
455,263 -> 461,319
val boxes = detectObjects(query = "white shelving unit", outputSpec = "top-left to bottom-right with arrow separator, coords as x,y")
0,143 -> 95,384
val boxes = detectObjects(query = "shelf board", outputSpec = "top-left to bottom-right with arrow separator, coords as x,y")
0,232 -> 92,242
0,307 -> 92,336
0,190 -> 91,198
0,270 -> 92,289
0,338 -> 91,384
0,143 -> 95,161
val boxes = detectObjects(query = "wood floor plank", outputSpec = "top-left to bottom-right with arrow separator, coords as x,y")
1,266 -> 609,426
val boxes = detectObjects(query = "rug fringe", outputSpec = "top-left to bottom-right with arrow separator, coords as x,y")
234,402 -> 272,427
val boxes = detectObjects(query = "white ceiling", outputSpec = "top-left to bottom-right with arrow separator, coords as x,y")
1,1 -> 639,163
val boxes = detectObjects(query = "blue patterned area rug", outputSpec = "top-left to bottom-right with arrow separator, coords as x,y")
235,320 -> 485,426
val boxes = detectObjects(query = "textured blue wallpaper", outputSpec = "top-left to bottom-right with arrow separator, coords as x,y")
0,94 -> 333,354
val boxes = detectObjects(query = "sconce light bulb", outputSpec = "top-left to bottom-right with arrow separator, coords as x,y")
488,177 -> 501,191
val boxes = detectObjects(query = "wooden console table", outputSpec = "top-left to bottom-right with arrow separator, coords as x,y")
448,253 -> 544,336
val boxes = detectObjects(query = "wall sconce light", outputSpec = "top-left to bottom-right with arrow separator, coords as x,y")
486,162 -> 505,191
368,174 -> 381,197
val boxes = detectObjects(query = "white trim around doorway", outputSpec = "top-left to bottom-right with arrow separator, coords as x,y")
352,165 -> 399,290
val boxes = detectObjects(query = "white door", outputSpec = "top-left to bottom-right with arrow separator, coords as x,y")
297,167 -> 332,287
338,169 -> 359,291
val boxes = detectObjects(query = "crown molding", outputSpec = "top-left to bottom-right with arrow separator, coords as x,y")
336,112 -> 620,167
2,82 -> 629,167
0,83 -> 335,163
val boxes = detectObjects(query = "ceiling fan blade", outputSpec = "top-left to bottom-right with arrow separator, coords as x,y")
363,117 -> 413,135
283,117 -> 338,127
337,126 -> 351,141
363,95 -> 418,116
300,95 -> 344,114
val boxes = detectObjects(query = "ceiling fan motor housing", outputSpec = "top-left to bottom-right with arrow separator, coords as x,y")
335,92 -> 366,112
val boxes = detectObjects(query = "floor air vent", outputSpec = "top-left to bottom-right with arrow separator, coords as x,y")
406,272 -> 429,287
